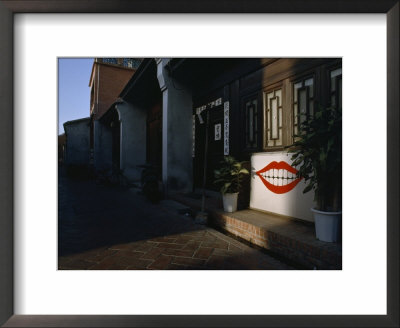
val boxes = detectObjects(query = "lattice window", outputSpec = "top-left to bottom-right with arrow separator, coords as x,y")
264,88 -> 283,147
245,98 -> 258,149
330,68 -> 342,110
293,77 -> 314,136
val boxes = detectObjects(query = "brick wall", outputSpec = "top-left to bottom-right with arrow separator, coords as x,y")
209,211 -> 342,270
91,63 -> 135,120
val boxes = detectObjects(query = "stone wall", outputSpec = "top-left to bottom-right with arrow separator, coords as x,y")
64,118 -> 90,167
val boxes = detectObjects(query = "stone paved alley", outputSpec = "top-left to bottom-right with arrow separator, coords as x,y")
58,169 -> 293,270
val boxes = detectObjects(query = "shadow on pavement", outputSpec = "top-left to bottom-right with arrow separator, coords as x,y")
58,167 -> 202,257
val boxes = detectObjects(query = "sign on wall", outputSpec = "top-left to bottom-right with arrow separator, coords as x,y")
224,101 -> 229,155
214,123 -> 221,141
251,152 -> 315,222
255,161 -> 302,194
195,97 -> 222,115
192,114 -> 196,157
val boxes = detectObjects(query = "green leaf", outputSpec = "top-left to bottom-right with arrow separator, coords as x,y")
303,184 -> 313,194
221,182 -> 232,194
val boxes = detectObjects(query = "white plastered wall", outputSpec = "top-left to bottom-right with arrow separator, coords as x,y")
250,151 -> 316,221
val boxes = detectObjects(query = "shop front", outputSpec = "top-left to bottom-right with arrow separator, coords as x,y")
186,58 -> 342,221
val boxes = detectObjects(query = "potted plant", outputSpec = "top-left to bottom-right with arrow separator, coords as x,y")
289,105 -> 342,242
214,156 -> 249,213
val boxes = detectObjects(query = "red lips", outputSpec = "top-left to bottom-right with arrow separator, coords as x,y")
256,161 -> 302,194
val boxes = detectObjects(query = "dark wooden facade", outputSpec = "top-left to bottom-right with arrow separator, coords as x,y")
169,58 -> 342,200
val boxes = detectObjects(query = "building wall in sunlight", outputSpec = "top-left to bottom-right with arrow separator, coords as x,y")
251,152 -> 315,222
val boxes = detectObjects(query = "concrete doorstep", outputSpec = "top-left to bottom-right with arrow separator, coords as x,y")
169,192 -> 342,270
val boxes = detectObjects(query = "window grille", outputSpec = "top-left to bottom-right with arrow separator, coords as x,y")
330,68 -> 342,110
293,77 -> 314,137
245,98 -> 258,149
264,88 -> 283,147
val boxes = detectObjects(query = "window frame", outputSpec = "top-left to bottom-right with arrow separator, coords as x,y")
327,65 -> 343,110
246,60 -> 342,152
290,72 -> 316,141
262,81 -> 286,151
241,91 -> 262,152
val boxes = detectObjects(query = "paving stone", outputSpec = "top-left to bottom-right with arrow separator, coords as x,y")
200,241 -> 229,250
133,243 -> 155,252
174,236 -> 194,244
147,255 -> 172,270
162,248 -> 195,258
155,242 -> 185,250
115,250 -> 145,259
193,247 -> 214,259
212,248 -> 236,258
182,241 -> 202,251
90,263 -> 128,270
171,257 -> 205,267
58,259 -> 95,270
141,247 -> 164,260
166,263 -> 187,270
125,258 -> 153,270
58,168 -> 294,271
101,256 -> 136,268
58,257 -> 73,266
109,242 -> 138,251
228,243 -> 245,253
149,236 -> 177,243
206,255 -> 229,269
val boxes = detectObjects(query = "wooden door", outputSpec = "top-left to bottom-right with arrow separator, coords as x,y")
193,104 -> 224,190
146,101 -> 162,173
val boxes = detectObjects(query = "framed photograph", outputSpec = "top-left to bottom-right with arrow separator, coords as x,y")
0,1 -> 398,327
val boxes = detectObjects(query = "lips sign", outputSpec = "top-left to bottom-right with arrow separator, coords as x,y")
256,161 -> 302,194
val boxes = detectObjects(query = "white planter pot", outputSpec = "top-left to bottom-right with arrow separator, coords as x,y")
222,192 -> 239,213
311,208 -> 342,243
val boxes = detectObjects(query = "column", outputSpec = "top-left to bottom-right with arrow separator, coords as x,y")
156,58 -> 193,193
115,101 -> 147,181
93,120 -> 112,172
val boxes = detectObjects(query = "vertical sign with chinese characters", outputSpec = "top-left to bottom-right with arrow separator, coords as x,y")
224,101 -> 229,155
214,123 -> 221,141
192,114 -> 196,157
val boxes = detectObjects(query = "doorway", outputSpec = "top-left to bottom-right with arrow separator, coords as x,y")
193,104 -> 224,191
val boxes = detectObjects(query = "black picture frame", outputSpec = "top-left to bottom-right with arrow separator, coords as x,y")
0,1 -> 398,327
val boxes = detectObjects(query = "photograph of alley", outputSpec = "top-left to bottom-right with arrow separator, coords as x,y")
58,58 -> 342,270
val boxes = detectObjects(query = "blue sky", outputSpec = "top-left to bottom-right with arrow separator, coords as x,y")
58,58 -> 94,134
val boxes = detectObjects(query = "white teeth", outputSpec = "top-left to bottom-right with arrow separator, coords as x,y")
261,169 -> 299,186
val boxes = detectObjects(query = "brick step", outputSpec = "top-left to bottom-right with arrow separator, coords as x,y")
170,192 -> 342,270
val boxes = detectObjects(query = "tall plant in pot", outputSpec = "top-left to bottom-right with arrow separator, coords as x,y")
289,105 -> 342,242
214,156 -> 249,213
